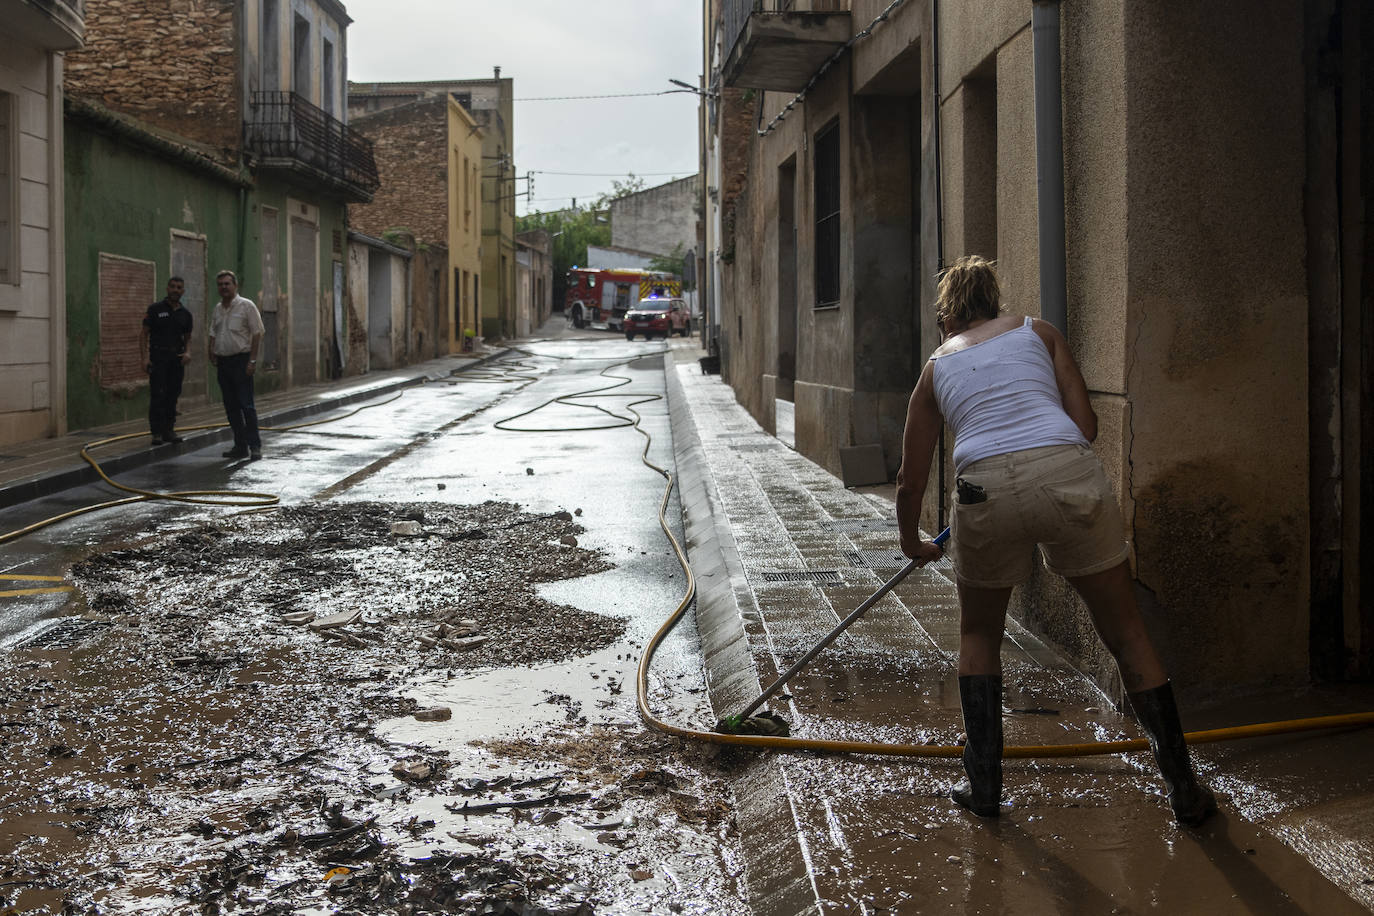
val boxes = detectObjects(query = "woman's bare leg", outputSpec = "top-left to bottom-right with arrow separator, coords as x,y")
956,584 -> 1013,676
1066,561 -> 1167,692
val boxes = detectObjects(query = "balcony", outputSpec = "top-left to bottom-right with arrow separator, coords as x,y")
4,0 -> 85,50
721,0 -> 851,92
245,92 -> 379,203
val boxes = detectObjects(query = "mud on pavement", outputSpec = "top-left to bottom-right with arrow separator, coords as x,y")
0,501 -> 746,915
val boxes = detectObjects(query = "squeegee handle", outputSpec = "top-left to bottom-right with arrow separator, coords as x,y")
738,526 -> 951,722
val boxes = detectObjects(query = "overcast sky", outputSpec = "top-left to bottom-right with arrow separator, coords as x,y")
341,0 -> 704,216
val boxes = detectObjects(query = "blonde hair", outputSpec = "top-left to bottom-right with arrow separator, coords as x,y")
935,255 -> 1002,328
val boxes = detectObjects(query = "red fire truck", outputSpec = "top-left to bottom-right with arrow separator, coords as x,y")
565,268 -> 681,331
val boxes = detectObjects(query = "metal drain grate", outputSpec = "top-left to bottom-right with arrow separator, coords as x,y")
821,518 -> 899,532
15,618 -> 108,651
845,550 -> 910,570
759,570 -> 843,584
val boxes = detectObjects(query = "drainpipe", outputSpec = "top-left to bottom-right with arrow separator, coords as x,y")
932,0 -> 946,531
1032,0 -> 1067,335
49,53 -> 67,437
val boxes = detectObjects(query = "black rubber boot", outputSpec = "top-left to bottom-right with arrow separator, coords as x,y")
951,675 -> 1002,818
1128,682 -> 1217,827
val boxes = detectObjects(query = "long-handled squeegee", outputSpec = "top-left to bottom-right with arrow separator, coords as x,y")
716,526 -> 952,736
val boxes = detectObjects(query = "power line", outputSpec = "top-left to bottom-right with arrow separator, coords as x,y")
523,193 -> 616,204
514,90 -> 693,101
532,169 -> 695,177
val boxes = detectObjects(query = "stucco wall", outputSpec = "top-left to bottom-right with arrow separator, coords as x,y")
0,35 -> 59,445
610,176 -> 698,258
713,0 -> 1323,697
63,117 -> 241,431
447,101 -> 483,349
1121,1 -> 1310,691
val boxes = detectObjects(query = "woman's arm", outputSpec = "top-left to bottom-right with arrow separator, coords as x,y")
896,360 -> 945,561
1032,318 -> 1097,442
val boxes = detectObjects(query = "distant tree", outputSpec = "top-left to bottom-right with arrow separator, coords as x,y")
517,206 -> 609,305
598,173 -> 646,205
517,174 -> 651,305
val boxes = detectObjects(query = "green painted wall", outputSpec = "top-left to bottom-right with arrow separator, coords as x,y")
66,122 -> 356,432
64,120 -> 242,431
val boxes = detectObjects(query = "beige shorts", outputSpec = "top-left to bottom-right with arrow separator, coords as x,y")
950,444 -> 1129,588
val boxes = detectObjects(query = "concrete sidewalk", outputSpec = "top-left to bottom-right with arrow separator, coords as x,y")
0,348 -> 506,510
662,337 -> 1374,915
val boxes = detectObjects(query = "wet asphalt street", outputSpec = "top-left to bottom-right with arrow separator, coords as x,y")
3,315 -> 1374,914
0,320 -> 745,914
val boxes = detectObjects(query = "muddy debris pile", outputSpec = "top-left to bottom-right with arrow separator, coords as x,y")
0,500 -> 745,914
70,500 -> 622,670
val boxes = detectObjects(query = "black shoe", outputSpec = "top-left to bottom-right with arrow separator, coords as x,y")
163,433 -> 185,444
249,449 -> 262,461
223,447 -> 248,459
1128,682 -> 1218,827
149,435 -> 164,446
951,674 -> 1003,818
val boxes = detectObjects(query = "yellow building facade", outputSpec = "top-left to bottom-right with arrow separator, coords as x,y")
447,98 -> 484,351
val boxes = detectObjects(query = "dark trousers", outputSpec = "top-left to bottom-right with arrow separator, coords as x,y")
148,355 -> 185,436
215,353 -> 260,450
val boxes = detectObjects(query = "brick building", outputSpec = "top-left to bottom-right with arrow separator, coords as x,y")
350,73 -> 517,339
349,92 -> 485,356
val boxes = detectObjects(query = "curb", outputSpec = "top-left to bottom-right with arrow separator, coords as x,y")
0,349 -> 508,511
663,361 -> 822,916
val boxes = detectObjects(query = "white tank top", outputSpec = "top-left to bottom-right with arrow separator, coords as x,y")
931,317 -> 1088,473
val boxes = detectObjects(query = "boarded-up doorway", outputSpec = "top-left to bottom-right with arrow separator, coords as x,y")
98,254 -> 155,391
368,250 -> 392,369
289,217 -> 318,385
260,207 -> 281,370
332,259 -> 345,376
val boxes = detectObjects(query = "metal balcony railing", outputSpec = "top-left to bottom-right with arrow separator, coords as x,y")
722,0 -> 759,67
245,91 -> 379,193
723,0 -> 849,76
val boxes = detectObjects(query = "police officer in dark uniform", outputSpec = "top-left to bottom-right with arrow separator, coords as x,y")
140,277 -> 193,445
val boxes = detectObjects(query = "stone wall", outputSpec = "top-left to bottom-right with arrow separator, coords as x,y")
349,98 -> 448,248
610,176 -> 698,258
64,0 -> 241,156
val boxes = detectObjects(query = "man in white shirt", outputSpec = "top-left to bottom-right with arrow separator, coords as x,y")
208,270 -> 266,461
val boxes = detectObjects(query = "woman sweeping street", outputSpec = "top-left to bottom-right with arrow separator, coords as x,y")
896,255 -> 1216,827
